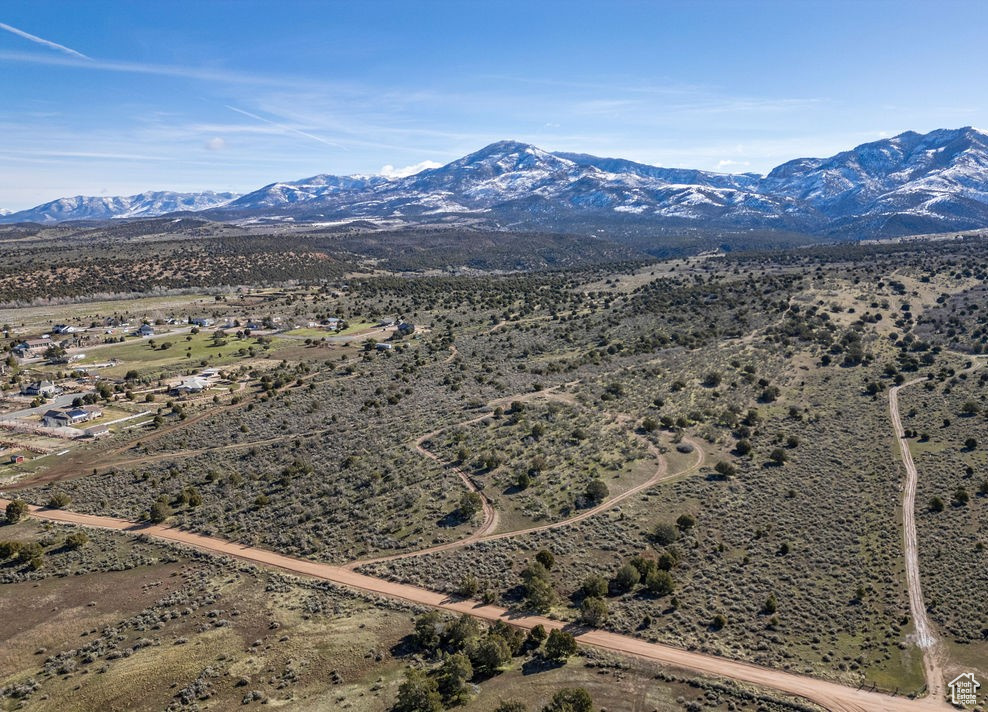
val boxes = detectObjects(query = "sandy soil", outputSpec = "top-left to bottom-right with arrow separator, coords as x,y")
0,499 -> 952,712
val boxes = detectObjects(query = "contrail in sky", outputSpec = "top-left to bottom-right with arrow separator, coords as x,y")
226,105 -> 344,149
0,22 -> 90,60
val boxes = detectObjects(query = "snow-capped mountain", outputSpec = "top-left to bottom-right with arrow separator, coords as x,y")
6,128 -> 988,238
225,174 -> 388,210
0,190 -> 239,224
216,139 -> 804,226
208,128 -> 988,236
761,127 -> 988,234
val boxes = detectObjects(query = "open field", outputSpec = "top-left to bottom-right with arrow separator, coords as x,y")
423,400 -> 654,530
0,293 -> 222,333
34,331 -> 289,380
0,519 -> 827,712
5,233 -> 988,709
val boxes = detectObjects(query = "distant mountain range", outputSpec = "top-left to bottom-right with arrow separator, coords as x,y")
1,191 -> 239,224
5,127 -> 988,239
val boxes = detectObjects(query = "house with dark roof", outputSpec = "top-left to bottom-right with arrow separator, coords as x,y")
42,410 -> 72,428
21,380 -> 58,397
12,339 -> 49,358
42,406 -> 100,428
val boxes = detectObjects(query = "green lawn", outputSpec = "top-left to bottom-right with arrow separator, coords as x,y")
284,327 -> 334,338
47,332 -> 286,379
336,320 -> 379,336
285,321 -> 376,339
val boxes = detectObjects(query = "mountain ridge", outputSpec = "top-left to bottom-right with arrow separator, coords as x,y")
5,127 -> 988,239
2,190 -> 240,224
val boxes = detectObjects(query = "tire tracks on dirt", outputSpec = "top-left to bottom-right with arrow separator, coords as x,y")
0,499 -> 951,712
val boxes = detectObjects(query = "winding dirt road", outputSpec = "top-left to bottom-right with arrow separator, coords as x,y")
889,376 -> 945,699
350,428 -> 704,569
0,499 -> 950,712
411,422 -> 501,542
1,376 -> 959,710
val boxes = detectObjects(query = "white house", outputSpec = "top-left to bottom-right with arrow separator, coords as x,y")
22,380 -> 58,397
171,377 -> 208,395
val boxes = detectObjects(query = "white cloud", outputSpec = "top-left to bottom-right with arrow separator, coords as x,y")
0,22 -> 89,60
379,160 -> 442,178
716,159 -> 752,170
205,137 -> 226,151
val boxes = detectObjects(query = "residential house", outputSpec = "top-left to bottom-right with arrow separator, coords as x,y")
41,405 -> 101,428
52,324 -> 77,334
136,324 -> 155,337
63,408 -> 92,424
85,425 -> 110,439
21,380 -> 58,397
12,339 -> 50,358
42,410 -> 71,428
190,317 -> 213,327
42,408 -> 92,428
170,376 -> 208,395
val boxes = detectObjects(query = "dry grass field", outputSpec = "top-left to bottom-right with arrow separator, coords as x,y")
5,233 -> 988,709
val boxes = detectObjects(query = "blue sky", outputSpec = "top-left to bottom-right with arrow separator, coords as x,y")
2,0 -> 987,210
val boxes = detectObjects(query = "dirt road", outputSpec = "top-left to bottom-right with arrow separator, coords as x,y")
351,431 -> 704,569
0,500 -> 950,712
887,361 -> 985,700
396,386 -> 584,554
411,424 -> 501,542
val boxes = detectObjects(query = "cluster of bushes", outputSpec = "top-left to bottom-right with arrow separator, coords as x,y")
0,531 -> 87,572
394,610 -> 581,711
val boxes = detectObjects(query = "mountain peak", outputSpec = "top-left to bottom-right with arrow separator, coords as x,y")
451,140 -> 562,169
470,139 -> 541,155
6,127 -> 988,240
395,139 -> 576,199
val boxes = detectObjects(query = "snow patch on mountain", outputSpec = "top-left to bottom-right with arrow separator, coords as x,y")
0,191 -> 240,224
7,127 -> 988,239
